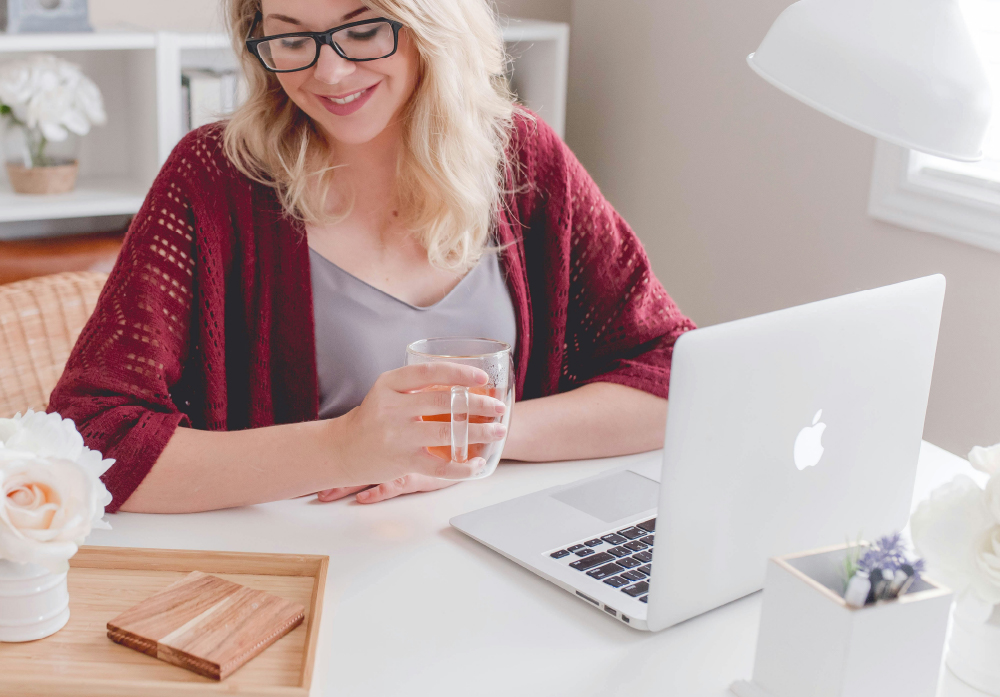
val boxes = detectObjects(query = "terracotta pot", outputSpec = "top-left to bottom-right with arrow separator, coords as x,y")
5,161 -> 79,195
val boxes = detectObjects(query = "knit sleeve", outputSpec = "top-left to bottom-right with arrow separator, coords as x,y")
526,116 -> 696,399
47,131 -> 211,512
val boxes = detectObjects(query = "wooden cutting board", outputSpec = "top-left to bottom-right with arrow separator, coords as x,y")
107,570 -> 306,681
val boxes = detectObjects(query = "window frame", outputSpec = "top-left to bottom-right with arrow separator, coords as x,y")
868,141 -> 1000,253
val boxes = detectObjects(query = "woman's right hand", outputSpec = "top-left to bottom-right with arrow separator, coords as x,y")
330,362 -> 507,487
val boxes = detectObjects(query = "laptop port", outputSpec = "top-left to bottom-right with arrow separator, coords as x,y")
575,591 -> 599,606
621,615 -> 630,623
603,605 -> 616,616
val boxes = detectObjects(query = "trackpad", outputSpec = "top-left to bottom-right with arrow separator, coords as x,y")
551,470 -> 659,523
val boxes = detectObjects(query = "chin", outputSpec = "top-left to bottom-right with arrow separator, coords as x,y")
320,119 -> 392,146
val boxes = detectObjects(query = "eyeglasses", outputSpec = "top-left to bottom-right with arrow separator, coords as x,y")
245,12 -> 404,73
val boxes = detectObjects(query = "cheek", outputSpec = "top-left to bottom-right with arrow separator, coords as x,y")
275,72 -> 312,108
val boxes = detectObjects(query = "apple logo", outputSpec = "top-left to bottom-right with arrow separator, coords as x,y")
793,409 -> 826,470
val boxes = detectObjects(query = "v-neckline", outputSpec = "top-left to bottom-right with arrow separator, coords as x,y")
307,246 -> 489,311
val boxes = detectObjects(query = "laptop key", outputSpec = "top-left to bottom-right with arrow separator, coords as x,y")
623,541 -> 647,552
550,549 -> 570,559
587,563 -> 624,580
640,595 -> 649,603
634,551 -> 653,563
640,535 -> 654,546
567,544 -> 585,553
622,581 -> 649,597
621,569 -> 646,581
585,538 -> 604,547
603,576 -> 629,588
637,518 -> 656,533
607,546 -> 631,558
618,527 -> 644,540
601,533 -> 627,545
638,564 -> 652,575
569,552 -> 615,571
575,548 -> 595,557
617,556 -> 641,569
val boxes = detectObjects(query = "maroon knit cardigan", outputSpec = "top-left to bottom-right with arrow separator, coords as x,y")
48,114 -> 695,512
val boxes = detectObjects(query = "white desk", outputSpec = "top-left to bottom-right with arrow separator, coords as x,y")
88,441 -> 990,697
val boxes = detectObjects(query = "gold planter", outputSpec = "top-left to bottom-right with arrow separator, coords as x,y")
5,161 -> 79,195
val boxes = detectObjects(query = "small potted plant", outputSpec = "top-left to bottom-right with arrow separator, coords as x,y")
0,410 -> 114,642
0,54 -> 106,195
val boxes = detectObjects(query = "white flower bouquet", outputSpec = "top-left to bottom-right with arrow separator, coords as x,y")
0,410 -> 113,572
0,54 -> 106,168
911,443 -> 1000,607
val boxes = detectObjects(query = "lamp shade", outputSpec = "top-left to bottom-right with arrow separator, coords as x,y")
748,0 -> 993,161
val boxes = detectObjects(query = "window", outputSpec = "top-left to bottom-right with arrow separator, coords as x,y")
868,0 -> 1000,251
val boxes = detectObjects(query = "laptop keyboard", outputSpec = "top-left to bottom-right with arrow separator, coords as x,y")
545,517 -> 656,604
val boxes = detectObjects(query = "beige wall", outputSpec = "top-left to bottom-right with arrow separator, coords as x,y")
92,0 -> 994,453
88,0 -> 570,32
565,0 -> 1000,456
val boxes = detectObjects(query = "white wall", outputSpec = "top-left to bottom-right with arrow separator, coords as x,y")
565,0 -> 1000,456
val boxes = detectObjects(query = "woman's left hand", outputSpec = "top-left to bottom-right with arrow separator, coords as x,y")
316,474 -> 458,504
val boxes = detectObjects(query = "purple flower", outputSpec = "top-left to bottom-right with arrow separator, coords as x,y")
858,532 -> 924,581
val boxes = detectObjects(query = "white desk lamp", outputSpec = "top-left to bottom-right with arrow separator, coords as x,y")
747,0 -> 994,162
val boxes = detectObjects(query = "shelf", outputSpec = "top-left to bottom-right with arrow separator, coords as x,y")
501,19 -> 570,43
0,175 -> 147,222
0,31 -> 155,53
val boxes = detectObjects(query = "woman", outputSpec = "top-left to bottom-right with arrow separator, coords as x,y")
48,0 -> 694,514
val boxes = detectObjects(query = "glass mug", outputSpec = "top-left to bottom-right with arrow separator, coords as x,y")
405,338 -> 514,479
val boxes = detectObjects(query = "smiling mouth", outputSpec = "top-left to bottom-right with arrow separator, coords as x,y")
321,84 -> 376,105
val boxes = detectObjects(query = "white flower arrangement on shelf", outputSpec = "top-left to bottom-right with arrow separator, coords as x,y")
0,410 -> 114,572
911,443 -> 1000,607
0,54 -> 106,168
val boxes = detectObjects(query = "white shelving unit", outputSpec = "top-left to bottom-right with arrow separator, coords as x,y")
0,19 -> 568,238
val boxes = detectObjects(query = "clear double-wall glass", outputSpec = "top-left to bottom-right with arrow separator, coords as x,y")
405,338 -> 513,480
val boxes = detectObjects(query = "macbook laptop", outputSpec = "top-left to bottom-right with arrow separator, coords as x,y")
450,275 -> 945,631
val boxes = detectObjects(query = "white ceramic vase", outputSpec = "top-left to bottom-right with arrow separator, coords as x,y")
946,593 -> 1000,696
0,558 -> 70,642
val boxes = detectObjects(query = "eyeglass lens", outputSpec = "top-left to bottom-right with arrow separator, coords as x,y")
256,21 -> 395,70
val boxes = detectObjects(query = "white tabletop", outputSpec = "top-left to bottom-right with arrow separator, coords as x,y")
88,441 -> 990,697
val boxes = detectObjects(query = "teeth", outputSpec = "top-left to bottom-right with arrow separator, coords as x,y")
328,88 -> 367,105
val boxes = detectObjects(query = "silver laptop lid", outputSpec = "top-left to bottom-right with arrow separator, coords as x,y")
647,275 -> 945,631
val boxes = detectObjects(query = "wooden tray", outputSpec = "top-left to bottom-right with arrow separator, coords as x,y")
0,546 -> 328,697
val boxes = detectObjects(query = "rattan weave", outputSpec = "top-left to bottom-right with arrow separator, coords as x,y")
0,271 -> 107,418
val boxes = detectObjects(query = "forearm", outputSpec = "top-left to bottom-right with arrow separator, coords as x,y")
120,417 -> 354,514
502,382 -> 667,462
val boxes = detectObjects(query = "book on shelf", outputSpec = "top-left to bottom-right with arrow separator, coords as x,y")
181,68 -> 246,133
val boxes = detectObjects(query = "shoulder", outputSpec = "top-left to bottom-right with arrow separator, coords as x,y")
156,123 -> 248,197
509,108 -> 570,176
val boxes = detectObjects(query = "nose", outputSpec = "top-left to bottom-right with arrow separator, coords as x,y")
312,43 -> 355,84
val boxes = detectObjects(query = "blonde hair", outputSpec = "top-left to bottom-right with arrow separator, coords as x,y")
223,0 -> 518,271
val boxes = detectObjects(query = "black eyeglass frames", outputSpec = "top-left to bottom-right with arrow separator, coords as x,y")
245,13 -> 403,73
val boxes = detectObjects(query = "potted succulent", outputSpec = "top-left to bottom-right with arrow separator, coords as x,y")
0,54 -> 106,195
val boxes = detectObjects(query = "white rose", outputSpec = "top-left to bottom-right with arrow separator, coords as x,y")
972,525 -> 1000,605
0,410 -> 114,572
911,474 -> 996,602
969,443 -> 1000,476
986,473 -> 1000,526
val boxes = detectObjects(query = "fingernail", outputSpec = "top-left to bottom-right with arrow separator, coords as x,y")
495,402 -> 506,414
494,424 -> 507,438
357,490 -> 370,500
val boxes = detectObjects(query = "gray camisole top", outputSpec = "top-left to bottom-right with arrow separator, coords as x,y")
310,247 -> 518,419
